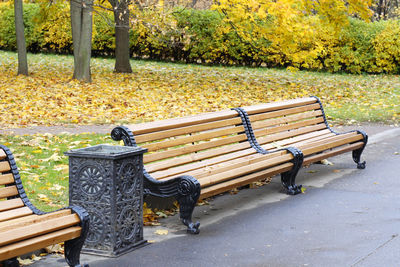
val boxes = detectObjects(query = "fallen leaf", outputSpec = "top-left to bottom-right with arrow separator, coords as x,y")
320,159 -> 333,165
154,229 -> 168,235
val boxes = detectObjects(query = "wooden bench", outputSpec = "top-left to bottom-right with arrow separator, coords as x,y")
0,145 -> 89,267
237,96 -> 368,169
111,109 -> 304,234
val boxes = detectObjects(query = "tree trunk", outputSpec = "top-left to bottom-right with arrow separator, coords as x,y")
14,0 -> 28,76
70,0 -> 93,82
111,0 -> 132,73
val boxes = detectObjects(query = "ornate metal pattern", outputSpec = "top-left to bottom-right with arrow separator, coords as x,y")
84,210 -> 105,246
111,126 -> 201,234
0,145 -> 89,267
68,149 -> 146,256
118,206 -> 140,242
78,163 -> 106,196
118,161 -> 139,196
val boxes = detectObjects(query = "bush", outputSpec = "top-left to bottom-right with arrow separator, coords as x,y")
0,3 -> 399,74
34,2 -> 73,53
0,2 -> 43,52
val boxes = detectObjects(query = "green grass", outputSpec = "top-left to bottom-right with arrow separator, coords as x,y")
0,133 -> 115,211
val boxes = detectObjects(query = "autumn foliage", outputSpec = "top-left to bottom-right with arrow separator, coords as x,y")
0,1 -> 399,73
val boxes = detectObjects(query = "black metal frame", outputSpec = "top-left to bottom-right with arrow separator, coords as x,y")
311,96 -> 368,169
232,108 -> 304,195
111,126 -> 201,234
0,145 -> 90,267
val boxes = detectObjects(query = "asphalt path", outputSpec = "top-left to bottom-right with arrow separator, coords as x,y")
31,126 -> 400,267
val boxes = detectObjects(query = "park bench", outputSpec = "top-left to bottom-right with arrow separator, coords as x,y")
112,97 -> 368,235
236,96 -> 368,169
111,109 -> 304,234
0,145 -> 89,267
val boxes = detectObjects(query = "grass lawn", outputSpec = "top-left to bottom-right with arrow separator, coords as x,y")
0,50 -> 399,211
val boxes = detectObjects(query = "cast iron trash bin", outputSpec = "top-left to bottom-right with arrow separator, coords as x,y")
65,144 -> 148,257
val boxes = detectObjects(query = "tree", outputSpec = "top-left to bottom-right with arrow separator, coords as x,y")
14,0 -> 28,75
70,0 -> 94,82
109,0 -> 132,73
372,0 -> 399,20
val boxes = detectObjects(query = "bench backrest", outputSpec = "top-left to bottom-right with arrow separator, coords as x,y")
123,109 -> 252,174
241,97 -> 330,151
0,148 -> 30,219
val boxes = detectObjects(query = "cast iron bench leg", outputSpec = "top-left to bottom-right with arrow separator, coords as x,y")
281,147 -> 304,195
352,130 -> 368,169
176,175 -> 201,234
64,206 -> 90,267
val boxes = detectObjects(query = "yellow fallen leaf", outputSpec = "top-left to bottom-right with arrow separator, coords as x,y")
17,257 -> 34,265
154,229 -> 168,235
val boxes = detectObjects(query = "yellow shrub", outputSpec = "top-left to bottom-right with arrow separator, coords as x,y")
35,2 -> 73,52
373,21 -> 400,73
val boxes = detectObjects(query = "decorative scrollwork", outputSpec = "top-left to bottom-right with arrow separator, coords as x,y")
78,164 -> 106,196
177,178 -> 197,196
118,206 -> 140,243
111,126 -> 136,146
85,211 -> 105,246
119,162 -> 139,196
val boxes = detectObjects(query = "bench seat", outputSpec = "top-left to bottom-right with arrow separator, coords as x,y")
0,145 -> 89,267
112,109 -> 303,233
239,96 -> 368,169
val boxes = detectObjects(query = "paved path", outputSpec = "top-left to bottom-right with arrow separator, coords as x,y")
29,125 -> 400,267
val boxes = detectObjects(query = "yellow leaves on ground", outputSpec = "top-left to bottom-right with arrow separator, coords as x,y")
0,52 -> 398,128
154,229 -> 169,235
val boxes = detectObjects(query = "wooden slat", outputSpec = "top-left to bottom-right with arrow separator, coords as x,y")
253,117 -> 325,135
251,110 -> 323,130
254,119 -> 326,142
295,132 -> 359,151
0,174 -> 14,186
0,214 -> 80,246
303,142 -> 364,166
0,150 -> 6,160
0,227 -> 81,262
156,150 -> 286,181
266,130 -> 333,148
135,117 -> 242,143
0,162 -> 11,173
248,103 -> 321,122
0,207 -> 32,222
146,142 -> 251,173
262,131 -> 335,151
0,209 -> 72,233
200,163 -> 293,199
300,134 -> 364,156
188,151 -> 286,180
0,186 -> 19,199
128,109 -> 238,135
243,97 -> 317,115
151,147 -> 259,179
0,198 -> 24,212
257,124 -> 328,146
0,214 -> 39,229
144,133 -> 248,163
144,124 -> 245,152
199,153 -> 293,187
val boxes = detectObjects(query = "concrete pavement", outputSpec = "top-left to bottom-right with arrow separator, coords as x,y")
31,125 -> 400,267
